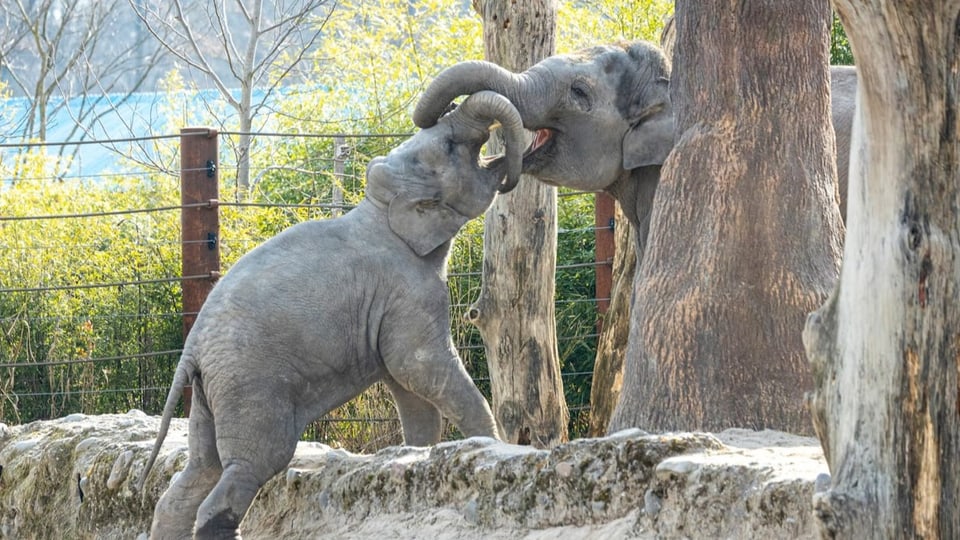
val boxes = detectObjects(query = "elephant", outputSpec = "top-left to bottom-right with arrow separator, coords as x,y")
413,41 -> 856,261
140,90 -> 524,539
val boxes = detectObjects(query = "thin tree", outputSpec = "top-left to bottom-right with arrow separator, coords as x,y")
466,0 -> 569,447
130,0 -> 332,199
609,1 -> 844,433
1,0 -> 163,160
804,1 -> 959,537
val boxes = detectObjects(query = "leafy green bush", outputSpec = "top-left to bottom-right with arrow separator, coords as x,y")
0,151 -> 183,422
830,14 -> 855,65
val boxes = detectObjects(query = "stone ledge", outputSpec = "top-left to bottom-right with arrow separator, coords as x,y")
0,413 -> 827,539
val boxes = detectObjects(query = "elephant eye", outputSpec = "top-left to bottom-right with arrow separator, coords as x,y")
570,81 -> 593,111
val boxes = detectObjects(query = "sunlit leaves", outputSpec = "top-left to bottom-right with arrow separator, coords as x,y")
830,13 -> 854,65
558,0 -> 673,52
0,154 -> 183,422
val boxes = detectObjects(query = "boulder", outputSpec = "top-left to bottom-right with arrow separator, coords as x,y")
0,413 -> 828,539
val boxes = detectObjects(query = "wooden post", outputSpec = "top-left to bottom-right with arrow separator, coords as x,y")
594,192 -> 616,324
588,202 -> 636,436
180,127 -> 221,416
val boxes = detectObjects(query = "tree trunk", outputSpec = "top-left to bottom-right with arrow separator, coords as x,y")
803,2 -> 960,538
588,202 -> 636,436
609,1 -> 844,434
467,0 -> 568,448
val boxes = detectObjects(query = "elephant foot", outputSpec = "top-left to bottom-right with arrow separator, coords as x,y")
194,508 -> 243,540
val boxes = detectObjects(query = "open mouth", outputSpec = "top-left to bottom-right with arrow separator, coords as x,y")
480,127 -> 554,169
525,128 -> 554,158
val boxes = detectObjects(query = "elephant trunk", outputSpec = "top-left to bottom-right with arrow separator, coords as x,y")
449,90 -> 525,193
414,61 -> 544,130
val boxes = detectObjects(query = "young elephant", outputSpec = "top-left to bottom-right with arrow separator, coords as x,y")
142,90 -> 523,539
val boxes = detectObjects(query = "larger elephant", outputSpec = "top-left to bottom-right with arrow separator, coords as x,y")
414,41 -> 856,260
141,91 -> 524,539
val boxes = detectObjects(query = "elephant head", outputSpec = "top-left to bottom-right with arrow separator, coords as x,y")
413,41 -> 673,194
367,90 -> 525,256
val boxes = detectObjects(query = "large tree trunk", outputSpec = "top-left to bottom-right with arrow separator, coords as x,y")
467,0 -> 568,447
803,2 -> 960,537
588,202 -> 636,436
609,1 -> 844,434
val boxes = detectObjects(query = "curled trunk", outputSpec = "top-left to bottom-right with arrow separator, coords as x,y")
414,60 -> 555,134
415,62 -> 524,128
449,90 -> 525,191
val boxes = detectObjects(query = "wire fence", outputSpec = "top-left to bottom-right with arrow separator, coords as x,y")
0,129 -> 611,451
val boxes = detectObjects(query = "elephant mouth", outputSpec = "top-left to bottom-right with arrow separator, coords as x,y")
522,128 -> 555,166
477,126 -> 555,182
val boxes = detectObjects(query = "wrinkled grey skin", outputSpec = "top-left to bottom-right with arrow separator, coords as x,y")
414,42 -> 856,260
142,91 -> 523,540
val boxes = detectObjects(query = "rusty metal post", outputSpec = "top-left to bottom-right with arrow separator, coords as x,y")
594,192 -> 616,328
180,127 -> 221,416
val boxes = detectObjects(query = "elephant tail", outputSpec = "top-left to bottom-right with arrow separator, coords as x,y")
137,354 -> 196,492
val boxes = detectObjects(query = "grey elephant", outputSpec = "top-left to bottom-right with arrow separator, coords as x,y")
141,90 -> 524,539
413,41 -> 856,260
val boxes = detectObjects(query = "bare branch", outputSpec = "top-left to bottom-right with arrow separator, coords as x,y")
214,0 -> 246,82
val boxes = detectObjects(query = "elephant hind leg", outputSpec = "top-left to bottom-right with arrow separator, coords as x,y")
193,461 -> 263,539
150,463 -> 222,540
194,410 -> 300,539
193,450 -> 297,539
150,384 -> 222,539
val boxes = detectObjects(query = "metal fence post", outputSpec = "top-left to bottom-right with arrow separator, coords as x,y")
180,127 -> 221,417
594,192 -> 615,328
332,136 -> 347,217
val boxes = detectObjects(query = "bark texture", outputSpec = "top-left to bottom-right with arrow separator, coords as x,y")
804,2 -> 960,538
467,0 -> 568,447
609,1 -> 844,434
589,202 -> 636,436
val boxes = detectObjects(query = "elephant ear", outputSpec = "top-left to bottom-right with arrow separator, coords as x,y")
622,109 -> 675,170
388,194 -> 469,257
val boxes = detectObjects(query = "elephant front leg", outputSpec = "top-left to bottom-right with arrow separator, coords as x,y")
383,377 -> 443,445
386,343 -> 500,441
429,362 -> 500,440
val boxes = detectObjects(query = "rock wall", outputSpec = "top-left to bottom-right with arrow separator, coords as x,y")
0,412 -> 829,539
